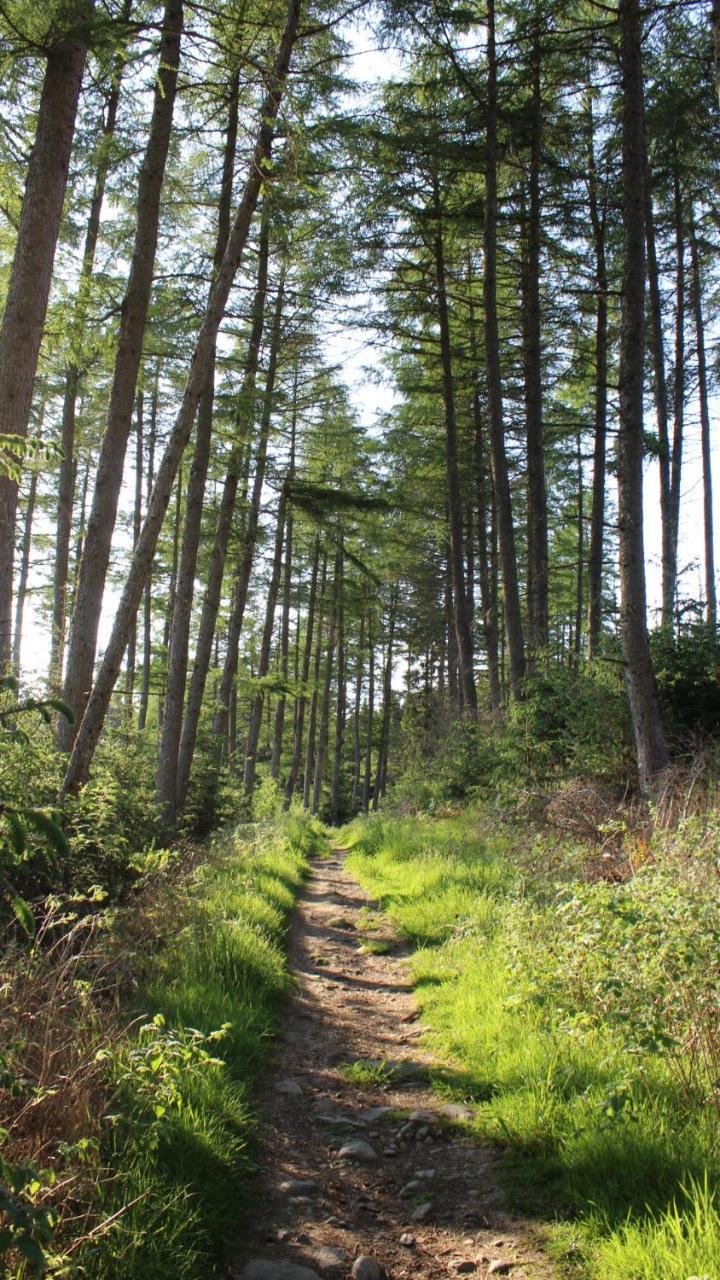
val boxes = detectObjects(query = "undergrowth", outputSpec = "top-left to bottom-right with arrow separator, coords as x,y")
1,809 -> 323,1278
343,807 -> 720,1278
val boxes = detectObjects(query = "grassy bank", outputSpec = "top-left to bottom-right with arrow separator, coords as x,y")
343,809 -> 720,1278
3,811 -> 323,1279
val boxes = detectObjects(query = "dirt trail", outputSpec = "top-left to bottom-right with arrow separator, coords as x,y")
231,846 -> 557,1280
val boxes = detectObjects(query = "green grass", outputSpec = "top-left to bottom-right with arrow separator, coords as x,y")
343,810 -> 720,1278
82,810 -> 324,1280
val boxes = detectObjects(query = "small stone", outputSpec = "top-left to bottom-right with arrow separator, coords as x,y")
361,1105 -> 395,1123
338,1139 -> 378,1163
454,1264 -> 477,1275
275,1079 -> 304,1097
415,1125 -> 429,1141
316,1114 -> 366,1130
414,1168 -> 435,1179
351,1258 -> 383,1280
280,1179 -> 318,1197
382,1145 -> 398,1155
313,1245 -> 348,1274
411,1201 -> 432,1221
399,1233 -> 415,1247
399,1180 -> 424,1198
243,1264 -> 321,1280
488,1262 -> 514,1276
408,1108 -> 438,1125
436,1103 -> 475,1122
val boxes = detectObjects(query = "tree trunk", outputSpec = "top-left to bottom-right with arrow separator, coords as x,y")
670,155 -> 684,595
363,611 -> 374,813
271,367 -> 297,780
467,283 -> 501,708
138,361 -> 159,731
617,0 -> 668,788
243,482 -> 289,798
689,205 -> 716,629
12,471 -> 38,678
522,13 -> 548,659
60,0 -> 183,746
351,613 -> 364,810
330,540 -> 345,822
432,192 -> 476,716
372,595 -> 397,812
586,93 -> 608,659
0,2 -> 93,670
303,552 -> 328,809
286,535 -> 321,806
483,0 -> 526,697
160,462 -> 184,729
213,266 -> 286,743
575,429 -> 584,662
50,24 -> 128,686
644,141 -> 674,629
60,0 -> 303,798
157,71 -> 239,825
312,556 -> 339,816
125,391 -> 144,713
175,215 -> 271,811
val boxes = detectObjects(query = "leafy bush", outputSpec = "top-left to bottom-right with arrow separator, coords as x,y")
651,623 -> 720,743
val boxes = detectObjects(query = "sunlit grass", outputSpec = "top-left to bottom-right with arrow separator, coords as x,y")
344,810 -> 720,1276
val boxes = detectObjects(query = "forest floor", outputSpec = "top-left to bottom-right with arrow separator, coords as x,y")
231,843 -> 558,1280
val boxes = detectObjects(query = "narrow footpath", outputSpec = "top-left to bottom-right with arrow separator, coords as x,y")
232,846 -> 556,1280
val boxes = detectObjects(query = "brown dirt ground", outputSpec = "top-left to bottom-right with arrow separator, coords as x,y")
230,845 -> 558,1280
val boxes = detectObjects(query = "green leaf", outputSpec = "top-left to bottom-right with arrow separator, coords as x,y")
10,895 -> 35,938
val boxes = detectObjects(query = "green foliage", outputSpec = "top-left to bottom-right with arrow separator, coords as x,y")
82,812 -> 318,1279
347,808 -> 720,1276
650,623 -> 720,744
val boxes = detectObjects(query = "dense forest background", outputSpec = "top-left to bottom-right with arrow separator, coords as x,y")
2,0 -> 720,1274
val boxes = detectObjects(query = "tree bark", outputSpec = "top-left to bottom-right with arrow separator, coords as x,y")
125,390 -> 144,713
138,361 -> 159,731
50,20 -> 128,686
243,482 -> 289,798
432,191 -> 477,716
467,282 -> 501,708
60,0 -> 183,746
303,552 -> 328,809
363,610 -> 374,813
483,0 -> 526,697
617,0 -> 668,788
689,205 -> 716,629
285,534 -> 321,806
670,155 -> 684,595
12,471 -> 38,679
60,0 -> 303,798
522,13 -> 548,659
271,372 -> 297,781
0,2 -> 93,670
312,555 -> 340,816
213,265 -> 286,742
157,71 -> 239,825
330,540 -> 345,822
586,93 -> 608,659
644,141 -> 674,629
351,613 -> 365,810
372,594 -> 397,812
175,215 -> 271,810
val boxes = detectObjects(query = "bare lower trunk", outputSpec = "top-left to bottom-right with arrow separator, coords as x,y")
271,369 -> 297,781
213,267 -> 286,742
586,93 -> 608,658
138,362 -> 159,731
244,483 -> 289,798
617,0 -> 668,788
330,541 -> 345,822
60,0 -> 183,746
50,35 -> 127,686
689,206 -> 716,628
0,3 -> 92,669
286,535 -> 321,806
125,391 -> 144,713
363,612 -> 374,813
312,559 -> 339,816
371,600 -> 396,812
175,216 -> 271,810
484,0 -> 525,697
575,429 -> 584,662
303,554 -> 328,809
351,614 -> 365,810
12,472 -> 38,678
644,142 -> 674,629
432,195 -> 476,716
60,0 -> 303,798
157,72 -> 239,825
670,156 -> 684,594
